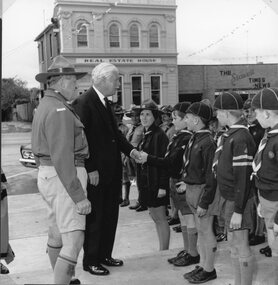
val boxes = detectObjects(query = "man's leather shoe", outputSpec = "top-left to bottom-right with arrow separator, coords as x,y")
83,264 -> 109,275
136,206 -> 147,212
101,257 -> 124,267
120,199 -> 130,207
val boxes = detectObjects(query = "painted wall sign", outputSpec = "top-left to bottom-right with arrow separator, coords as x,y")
231,69 -> 255,85
76,58 -> 162,64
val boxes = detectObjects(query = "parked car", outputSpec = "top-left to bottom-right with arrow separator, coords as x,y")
19,144 -> 37,168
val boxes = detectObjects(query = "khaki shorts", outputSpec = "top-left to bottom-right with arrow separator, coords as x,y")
218,196 -> 253,232
259,194 -> 278,256
185,184 -> 220,217
37,166 -> 87,234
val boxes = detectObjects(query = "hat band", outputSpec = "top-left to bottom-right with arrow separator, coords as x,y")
48,67 -> 76,73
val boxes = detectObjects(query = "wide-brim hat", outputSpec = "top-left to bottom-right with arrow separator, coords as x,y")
136,99 -> 159,113
113,104 -> 125,115
35,55 -> 87,83
125,104 -> 141,117
160,105 -> 174,115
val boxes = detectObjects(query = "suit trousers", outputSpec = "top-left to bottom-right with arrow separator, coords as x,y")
83,174 -> 122,266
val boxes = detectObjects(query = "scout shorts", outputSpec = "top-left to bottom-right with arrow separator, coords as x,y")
218,196 -> 253,232
37,166 -> 87,234
259,194 -> 278,256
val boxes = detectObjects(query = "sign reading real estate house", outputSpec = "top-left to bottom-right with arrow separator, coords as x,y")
76,58 -> 162,64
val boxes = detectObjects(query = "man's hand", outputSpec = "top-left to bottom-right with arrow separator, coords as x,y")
230,212 -> 242,230
274,223 -> 278,237
88,171 -> 99,186
257,203 -> 263,218
176,181 -> 186,194
157,189 -> 166,198
76,198 -> 91,215
138,151 -> 148,164
197,206 -> 207,217
130,149 -> 141,161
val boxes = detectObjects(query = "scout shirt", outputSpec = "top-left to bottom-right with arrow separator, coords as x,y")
217,119 -> 256,214
31,89 -> 89,204
254,124 -> 278,201
182,130 -> 217,210
147,129 -> 192,179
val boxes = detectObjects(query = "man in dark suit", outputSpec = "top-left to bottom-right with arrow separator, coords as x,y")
72,62 -> 141,276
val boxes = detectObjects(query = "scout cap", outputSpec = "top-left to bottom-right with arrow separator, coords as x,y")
214,91 -> 243,110
173,102 -> 191,114
251,87 -> 278,110
35,55 -> 87,83
186,101 -> 213,121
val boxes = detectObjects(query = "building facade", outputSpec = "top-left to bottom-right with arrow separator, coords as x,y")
178,63 -> 278,103
35,0 -> 178,108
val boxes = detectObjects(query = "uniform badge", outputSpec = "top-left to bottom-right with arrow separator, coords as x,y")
268,151 -> 275,159
57,108 -> 66,112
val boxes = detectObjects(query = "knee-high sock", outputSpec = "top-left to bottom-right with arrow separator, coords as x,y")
181,226 -> 189,252
197,235 -> 206,268
231,252 -> 241,285
239,254 -> 254,285
47,244 -> 62,270
204,241 -> 217,272
54,254 -> 76,284
187,227 -> 198,257
273,256 -> 278,284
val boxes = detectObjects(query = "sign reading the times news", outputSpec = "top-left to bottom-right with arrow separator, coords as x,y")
76,58 -> 161,64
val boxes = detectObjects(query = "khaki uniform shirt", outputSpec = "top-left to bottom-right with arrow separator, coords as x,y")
31,89 -> 89,203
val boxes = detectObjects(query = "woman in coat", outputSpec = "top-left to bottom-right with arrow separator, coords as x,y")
136,99 -> 170,250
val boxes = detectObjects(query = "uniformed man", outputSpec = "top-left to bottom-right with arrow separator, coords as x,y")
31,55 -> 91,285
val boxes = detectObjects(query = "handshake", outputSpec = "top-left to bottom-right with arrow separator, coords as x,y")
130,149 -> 148,164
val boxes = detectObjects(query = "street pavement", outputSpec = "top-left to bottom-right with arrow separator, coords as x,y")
1,187 -> 277,285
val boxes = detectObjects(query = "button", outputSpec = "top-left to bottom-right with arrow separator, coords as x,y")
112,139 -> 115,143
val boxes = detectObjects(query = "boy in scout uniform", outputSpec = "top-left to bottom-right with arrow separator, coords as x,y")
214,92 -> 256,285
251,87 -> 278,284
32,55 -> 91,284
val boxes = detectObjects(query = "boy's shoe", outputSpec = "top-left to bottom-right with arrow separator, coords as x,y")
216,233 -> 227,242
172,225 -> 181,232
183,266 -> 203,280
167,249 -> 187,264
0,263 -> 9,274
260,245 -> 272,257
70,278 -> 81,284
168,217 -> 180,226
188,268 -> 217,284
249,235 -> 265,246
120,199 -> 130,207
173,254 -> 200,267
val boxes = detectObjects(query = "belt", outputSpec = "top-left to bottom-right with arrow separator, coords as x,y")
38,158 -> 85,167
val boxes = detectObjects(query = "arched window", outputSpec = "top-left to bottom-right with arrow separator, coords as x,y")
130,24 -> 139,48
149,24 -> 159,48
77,22 -> 88,47
109,23 -> 120,47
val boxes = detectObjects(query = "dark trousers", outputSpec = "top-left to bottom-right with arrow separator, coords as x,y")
83,177 -> 121,266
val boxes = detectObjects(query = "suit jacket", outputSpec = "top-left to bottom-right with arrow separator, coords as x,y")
72,87 -> 134,185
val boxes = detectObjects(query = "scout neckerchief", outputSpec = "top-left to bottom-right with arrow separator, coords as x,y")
138,128 -> 152,151
127,125 -> 136,142
251,128 -> 278,179
212,122 -> 249,176
165,129 -> 192,158
181,129 -> 211,178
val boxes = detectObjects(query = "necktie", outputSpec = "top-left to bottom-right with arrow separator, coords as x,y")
180,130 -> 210,177
251,129 -> 278,178
127,125 -> 136,142
212,133 -> 229,175
138,130 -> 152,151
104,97 -> 110,108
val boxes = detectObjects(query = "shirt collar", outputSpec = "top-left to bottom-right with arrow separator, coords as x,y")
93,85 -> 106,106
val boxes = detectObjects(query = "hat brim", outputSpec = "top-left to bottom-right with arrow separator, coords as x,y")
35,71 -> 87,83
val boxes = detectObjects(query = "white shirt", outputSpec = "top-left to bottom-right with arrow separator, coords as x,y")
93,85 -> 106,107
